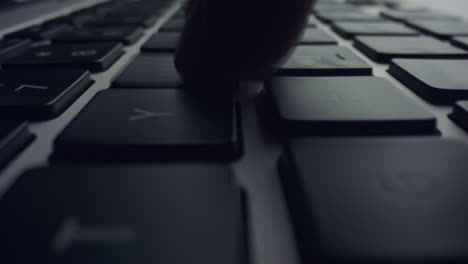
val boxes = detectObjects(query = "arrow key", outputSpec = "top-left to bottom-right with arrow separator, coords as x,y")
0,70 -> 93,120
53,89 -> 242,161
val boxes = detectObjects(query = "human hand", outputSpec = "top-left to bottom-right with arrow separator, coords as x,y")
175,0 -> 316,83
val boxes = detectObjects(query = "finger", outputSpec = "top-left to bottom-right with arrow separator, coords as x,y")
175,0 -> 316,82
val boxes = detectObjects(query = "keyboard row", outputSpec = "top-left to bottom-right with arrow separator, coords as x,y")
3,13 -> 468,165
3,136 -> 468,263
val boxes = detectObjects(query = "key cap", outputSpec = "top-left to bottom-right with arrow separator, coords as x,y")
53,89 -> 242,161
84,15 -> 158,28
53,27 -> 144,45
4,43 -> 124,72
62,11 -> 98,27
265,76 -> 436,136
0,70 -> 92,120
160,19 -> 185,32
354,36 -> 468,62
389,59 -> 468,104
316,12 -> 385,23
300,29 -> 337,44
6,23 -> 72,40
141,32 -> 180,52
171,10 -> 186,19
380,10 -> 460,22
449,101 -> 468,132
331,21 -> 419,39
406,21 -> 468,39
279,137 -> 468,264
0,38 -> 31,63
0,165 -> 247,264
451,37 -> 468,51
0,120 -> 34,169
276,46 -> 372,76
113,54 -> 182,88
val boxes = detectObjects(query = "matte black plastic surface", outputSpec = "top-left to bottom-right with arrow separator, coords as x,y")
0,165 -> 247,264
316,12 -> 384,23
7,23 -> 72,40
276,45 -> 372,76
266,76 -> 436,136
0,39 -> 31,63
0,70 -> 92,120
354,36 -> 468,62
331,21 -> 419,39
389,59 -> 468,104
53,27 -> 144,45
54,89 -> 242,161
84,14 -> 159,27
406,21 -> 468,39
280,137 -> 468,263
142,32 -> 180,52
160,18 -> 185,32
300,28 -> 337,44
4,43 -> 124,72
113,54 -> 182,88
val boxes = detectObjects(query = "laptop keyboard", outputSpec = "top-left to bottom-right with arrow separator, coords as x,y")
1,0 -> 468,263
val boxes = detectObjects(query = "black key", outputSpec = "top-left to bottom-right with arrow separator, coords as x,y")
62,11 -> 98,26
354,36 -> 468,62
280,137 -> 468,263
141,32 -> 180,52
54,90 -> 242,161
451,36 -> 468,51
276,46 -> 372,76
172,10 -> 186,19
53,27 -> 144,45
0,70 -> 92,120
380,10 -> 460,22
389,59 -> 468,104
300,29 -> 337,44
0,38 -> 31,63
6,24 -> 72,40
84,15 -> 158,28
113,54 -> 182,88
331,21 -> 419,39
0,165 -> 247,264
265,76 -> 436,136
0,120 -> 34,169
449,101 -> 468,132
316,12 -> 385,23
4,43 -> 124,72
160,19 -> 185,32
406,21 -> 468,39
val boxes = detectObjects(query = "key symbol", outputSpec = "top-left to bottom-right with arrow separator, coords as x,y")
129,108 -> 176,121
14,84 -> 49,92
51,217 -> 137,254
71,50 -> 97,56
35,51 -> 52,57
